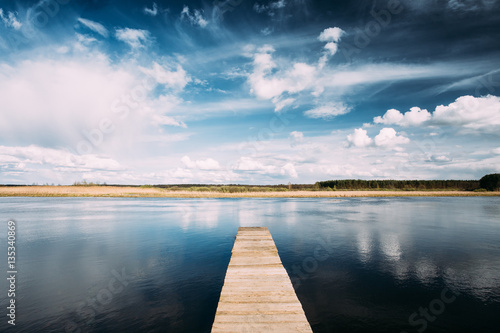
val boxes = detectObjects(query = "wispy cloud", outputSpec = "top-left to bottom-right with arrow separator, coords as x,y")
180,6 -> 208,28
143,2 -> 158,16
77,18 -> 109,37
304,103 -> 351,120
0,8 -> 22,30
245,29 -> 476,114
254,0 -> 287,16
446,0 -> 498,11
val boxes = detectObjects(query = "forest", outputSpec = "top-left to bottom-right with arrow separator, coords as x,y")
315,179 -> 480,191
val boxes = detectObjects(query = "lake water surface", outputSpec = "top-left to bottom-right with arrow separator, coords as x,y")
1,197 -> 499,332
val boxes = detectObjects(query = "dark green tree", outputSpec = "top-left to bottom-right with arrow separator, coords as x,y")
316,179 -> 479,190
479,173 -> 500,191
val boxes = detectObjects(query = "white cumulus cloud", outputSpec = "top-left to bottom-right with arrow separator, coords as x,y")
323,42 -> 338,56
115,28 -> 151,48
139,62 -> 191,90
318,27 -> 345,68
248,46 -> 317,101
374,128 -> 410,147
374,95 -> 500,134
247,27 -> 352,108
374,107 -> 431,127
432,95 -> 500,133
281,162 -> 298,178
347,128 -> 373,148
347,128 -> 409,148
318,27 -> 345,43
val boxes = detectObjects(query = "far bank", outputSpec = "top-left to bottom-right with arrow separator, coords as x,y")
0,186 -> 499,198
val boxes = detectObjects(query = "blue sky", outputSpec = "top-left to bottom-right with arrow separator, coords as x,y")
0,0 -> 499,184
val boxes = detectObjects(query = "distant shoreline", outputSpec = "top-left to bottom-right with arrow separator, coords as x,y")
0,186 -> 498,198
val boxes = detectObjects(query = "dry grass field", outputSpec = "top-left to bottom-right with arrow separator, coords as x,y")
0,186 -> 498,198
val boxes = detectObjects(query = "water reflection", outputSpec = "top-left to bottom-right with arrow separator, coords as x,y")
380,233 -> 402,260
414,259 -> 439,285
0,197 -> 499,332
356,228 -> 372,263
178,200 -> 222,229
238,206 -> 259,227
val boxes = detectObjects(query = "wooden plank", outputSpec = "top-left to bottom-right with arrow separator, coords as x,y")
212,322 -> 312,333
212,227 -> 312,332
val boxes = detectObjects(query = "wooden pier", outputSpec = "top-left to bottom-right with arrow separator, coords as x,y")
212,227 -> 313,332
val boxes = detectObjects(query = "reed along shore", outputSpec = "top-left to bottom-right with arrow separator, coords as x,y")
0,186 -> 498,198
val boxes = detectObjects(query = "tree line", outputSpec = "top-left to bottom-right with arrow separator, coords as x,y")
315,179 -> 480,191
65,173 -> 499,191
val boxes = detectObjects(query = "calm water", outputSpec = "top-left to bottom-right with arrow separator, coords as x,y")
0,197 -> 499,332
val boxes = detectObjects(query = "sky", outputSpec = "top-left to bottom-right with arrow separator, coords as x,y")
0,0 -> 499,185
